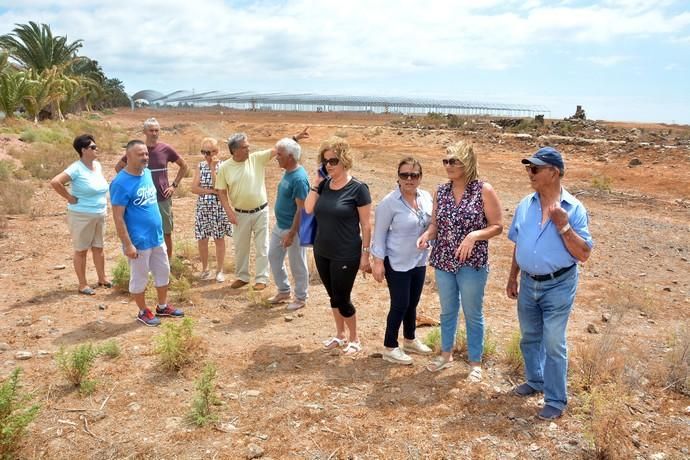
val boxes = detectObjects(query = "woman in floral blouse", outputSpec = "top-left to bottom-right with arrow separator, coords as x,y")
417,141 -> 503,380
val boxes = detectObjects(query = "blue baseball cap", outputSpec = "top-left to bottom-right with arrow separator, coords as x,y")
521,147 -> 565,172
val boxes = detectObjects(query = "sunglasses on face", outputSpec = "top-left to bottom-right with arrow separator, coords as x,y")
442,158 -> 462,167
398,172 -> 421,180
87,144 -> 98,150
201,150 -> 215,156
525,165 -> 548,174
322,158 -> 340,166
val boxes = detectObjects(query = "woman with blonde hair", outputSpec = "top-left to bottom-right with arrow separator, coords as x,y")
191,137 -> 233,282
305,137 -> 372,355
417,141 -> 503,379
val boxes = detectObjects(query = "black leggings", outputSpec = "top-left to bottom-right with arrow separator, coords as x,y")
314,254 -> 359,318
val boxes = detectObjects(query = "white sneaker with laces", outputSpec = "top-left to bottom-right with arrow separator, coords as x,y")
215,271 -> 225,283
200,270 -> 212,281
403,338 -> 433,355
382,347 -> 413,365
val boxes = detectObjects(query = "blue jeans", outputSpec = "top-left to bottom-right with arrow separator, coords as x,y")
435,266 -> 489,362
517,267 -> 578,411
268,225 -> 308,300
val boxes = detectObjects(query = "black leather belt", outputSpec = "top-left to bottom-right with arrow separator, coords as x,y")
527,264 -> 575,281
234,202 -> 268,214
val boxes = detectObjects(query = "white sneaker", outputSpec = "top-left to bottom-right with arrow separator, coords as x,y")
382,347 -> 413,365
286,299 -> 305,311
267,292 -> 291,304
199,270 -> 212,281
215,271 -> 225,283
403,338 -> 433,355
467,366 -> 482,383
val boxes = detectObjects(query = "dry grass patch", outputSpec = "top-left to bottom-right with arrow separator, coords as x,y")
579,383 -> 634,460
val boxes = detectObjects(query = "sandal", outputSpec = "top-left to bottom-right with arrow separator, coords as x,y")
467,366 -> 482,383
322,337 -> 347,350
342,341 -> 361,356
79,287 -> 96,296
426,355 -> 453,372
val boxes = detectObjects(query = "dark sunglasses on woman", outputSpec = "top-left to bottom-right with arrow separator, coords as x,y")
322,158 -> 340,166
442,158 -> 462,166
398,172 -> 421,180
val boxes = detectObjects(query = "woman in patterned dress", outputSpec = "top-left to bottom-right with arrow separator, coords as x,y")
191,138 -> 233,282
417,141 -> 503,379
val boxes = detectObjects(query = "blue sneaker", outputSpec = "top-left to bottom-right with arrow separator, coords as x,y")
137,308 -> 161,327
538,405 -> 563,420
513,383 -> 540,397
155,304 -> 184,318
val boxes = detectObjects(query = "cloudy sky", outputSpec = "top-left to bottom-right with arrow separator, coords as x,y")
1,0 -> 689,123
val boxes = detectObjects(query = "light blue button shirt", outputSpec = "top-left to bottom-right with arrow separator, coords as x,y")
508,187 -> 593,276
371,187 -> 432,272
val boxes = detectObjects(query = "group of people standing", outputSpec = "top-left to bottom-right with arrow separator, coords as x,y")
51,118 -> 592,421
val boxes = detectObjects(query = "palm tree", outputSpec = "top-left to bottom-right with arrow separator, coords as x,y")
0,70 -> 31,118
0,22 -> 82,73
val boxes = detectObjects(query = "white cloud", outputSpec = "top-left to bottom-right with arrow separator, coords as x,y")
582,55 -> 632,67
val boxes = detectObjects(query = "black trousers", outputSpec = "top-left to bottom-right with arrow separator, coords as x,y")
314,254 -> 360,318
383,258 -> 426,348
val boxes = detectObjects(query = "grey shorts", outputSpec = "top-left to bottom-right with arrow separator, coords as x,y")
128,244 -> 170,293
158,198 -> 173,234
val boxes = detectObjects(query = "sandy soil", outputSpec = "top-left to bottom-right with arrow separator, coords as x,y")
0,108 -> 688,459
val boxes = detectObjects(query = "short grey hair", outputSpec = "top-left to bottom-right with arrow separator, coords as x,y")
275,137 -> 301,160
227,132 -> 247,154
143,117 -> 159,129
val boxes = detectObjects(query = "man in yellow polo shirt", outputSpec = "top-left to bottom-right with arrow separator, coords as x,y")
217,129 -> 309,290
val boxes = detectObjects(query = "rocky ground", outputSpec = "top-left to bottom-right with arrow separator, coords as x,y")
0,108 -> 688,459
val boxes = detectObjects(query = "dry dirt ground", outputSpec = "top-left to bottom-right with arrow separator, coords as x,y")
1,109 -> 689,459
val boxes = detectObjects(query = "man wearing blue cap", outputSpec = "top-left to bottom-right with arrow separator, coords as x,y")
506,146 -> 593,420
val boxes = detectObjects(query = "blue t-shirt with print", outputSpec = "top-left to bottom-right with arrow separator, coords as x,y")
64,160 -> 109,215
274,166 -> 310,230
109,168 -> 163,250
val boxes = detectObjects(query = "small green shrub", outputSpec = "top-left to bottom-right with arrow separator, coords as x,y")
55,343 -> 98,393
455,328 -> 467,354
174,239 -> 198,261
0,180 -> 33,215
483,328 -> 498,359
664,325 -> 689,395
188,362 -> 220,427
170,255 -> 193,280
112,256 -> 130,292
591,175 -> 612,192
21,143 -> 74,179
504,330 -> 523,372
0,368 -> 40,459
423,327 -> 441,353
170,275 -> 192,303
97,340 -> 121,359
154,318 -> 200,371
0,160 -> 15,181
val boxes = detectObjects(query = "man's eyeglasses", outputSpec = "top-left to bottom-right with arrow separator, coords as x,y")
398,172 -> 421,180
525,165 -> 548,175
322,158 -> 340,166
87,145 -> 98,150
442,158 -> 462,167
201,150 -> 214,155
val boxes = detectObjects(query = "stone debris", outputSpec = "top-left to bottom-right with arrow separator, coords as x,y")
586,323 -> 599,334
15,351 -> 33,360
246,443 -> 264,459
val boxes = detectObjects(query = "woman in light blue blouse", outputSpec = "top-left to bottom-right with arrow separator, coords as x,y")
371,157 -> 433,365
50,134 -> 111,295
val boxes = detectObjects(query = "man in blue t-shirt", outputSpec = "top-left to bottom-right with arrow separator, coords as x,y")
267,138 -> 311,311
110,140 -> 185,327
